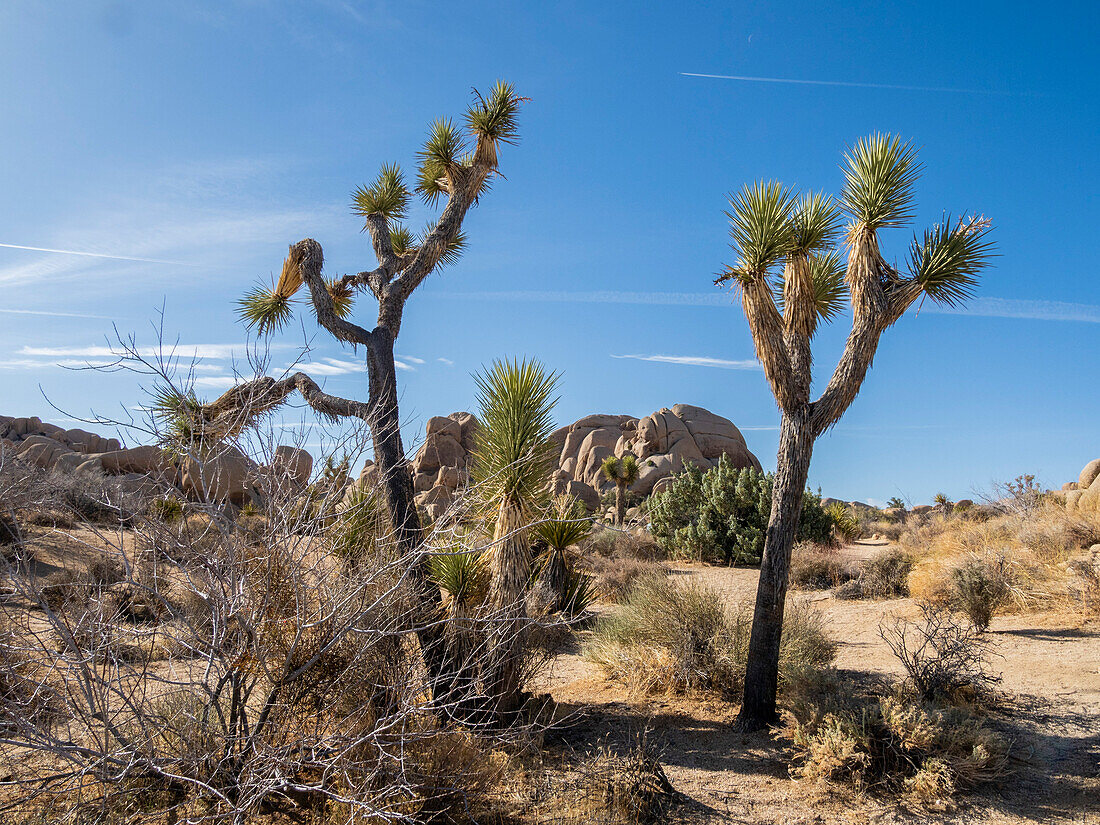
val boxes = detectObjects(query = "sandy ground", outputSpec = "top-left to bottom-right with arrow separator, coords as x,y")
542,541 -> 1100,824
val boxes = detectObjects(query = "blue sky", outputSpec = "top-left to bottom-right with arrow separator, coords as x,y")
1,0 -> 1097,504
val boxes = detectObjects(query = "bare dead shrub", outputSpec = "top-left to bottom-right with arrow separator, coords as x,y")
1069,550 -> 1100,614
588,556 -> 668,603
576,734 -> 676,825
879,602 -> 1001,704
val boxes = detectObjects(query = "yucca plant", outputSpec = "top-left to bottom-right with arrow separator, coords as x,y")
469,357 -> 559,715
530,496 -> 593,614
826,502 -> 862,544
175,82 -> 525,696
720,134 -> 995,730
601,454 -> 640,526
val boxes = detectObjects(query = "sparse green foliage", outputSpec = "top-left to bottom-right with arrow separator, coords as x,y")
648,457 -> 832,565
722,180 -> 796,280
908,215 -> 995,308
429,549 -> 489,610
601,454 -> 640,526
887,496 -> 906,510
236,284 -> 294,334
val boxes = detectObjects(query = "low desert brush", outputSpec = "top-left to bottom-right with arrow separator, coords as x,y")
788,694 -> 1009,806
575,734 -> 675,825
790,542 -> 854,591
585,575 -> 834,698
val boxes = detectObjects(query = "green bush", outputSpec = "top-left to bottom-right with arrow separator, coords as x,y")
950,556 -> 1012,632
647,457 -> 833,565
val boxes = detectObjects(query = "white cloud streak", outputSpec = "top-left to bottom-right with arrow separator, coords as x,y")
437,290 -> 1100,324
0,242 -> 193,266
437,357 -> 454,366
611,354 -> 761,370
19,344 -> 290,360
680,72 -> 1011,96
0,308 -> 116,319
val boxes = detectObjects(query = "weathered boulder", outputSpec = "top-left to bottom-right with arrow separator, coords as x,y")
1079,459 -> 1100,491
180,446 -> 259,506
270,446 -> 313,488
15,435 -> 74,469
100,446 -> 173,477
413,433 -> 464,476
425,415 -> 462,442
1062,481 -> 1079,491
60,428 -> 120,454
910,504 -> 934,516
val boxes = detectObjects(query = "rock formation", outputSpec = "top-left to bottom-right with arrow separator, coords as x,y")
1066,457 -> 1100,515
403,404 -> 761,519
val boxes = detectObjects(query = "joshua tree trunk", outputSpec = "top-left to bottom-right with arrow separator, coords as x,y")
615,483 -> 626,526
486,501 -> 531,718
738,409 -> 814,726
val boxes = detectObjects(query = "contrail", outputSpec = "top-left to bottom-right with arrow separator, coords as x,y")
0,242 -> 192,265
0,308 -> 115,319
680,72 -> 1009,96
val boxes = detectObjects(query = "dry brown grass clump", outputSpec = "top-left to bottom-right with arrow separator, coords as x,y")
585,575 -> 835,698
898,501 -> 1100,614
788,694 -> 1010,808
790,542 -> 855,591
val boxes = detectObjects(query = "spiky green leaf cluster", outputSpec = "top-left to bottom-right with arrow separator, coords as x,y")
826,502 -> 861,543
416,119 -> 465,207
841,133 -> 921,230
470,358 -> 559,514
389,224 -> 417,257
533,498 -> 593,551
237,284 -> 295,334
466,80 -> 523,147
600,454 -> 639,487
352,162 -> 410,222
908,216 -> 994,308
809,250 -> 849,323
724,181 -> 796,280
324,278 -> 354,319
790,192 -> 843,255
150,384 -> 207,449
429,549 -> 489,609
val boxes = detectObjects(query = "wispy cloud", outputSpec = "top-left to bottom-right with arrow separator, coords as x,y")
437,357 -> 454,366
680,72 -> 1011,96
0,242 -> 193,266
294,357 -> 365,376
437,290 -> 1100,324
611,354 -> 761,370
925,297 -> 1100,324
194,376 -> 240,389
398,355 -> 426,365
19,344 -> 290,360
394,360 -> 415,372
0,308 -> 116,319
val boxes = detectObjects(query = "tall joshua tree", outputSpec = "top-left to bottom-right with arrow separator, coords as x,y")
600,454 -> 639,526
177,81 -> 525,694
721,134 -> 994,730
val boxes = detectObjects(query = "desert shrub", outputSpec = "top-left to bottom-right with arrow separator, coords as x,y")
1014,511 -> 1099,561
86,553 -> 125,586
38,568 -> 92,614
826,502 -> 862,543
585,575 -> 834,697
648,457 -> 832,565
147,495 -> 184,523
576,735 -> 675,825
0,510 -> 19,548
789,694 -> 1010,805
949,556 -> 1012,631
581,526 -> 662,561
880,602 -> 1001,704
861,518 -> 907,541
561,564 -> 598,618
790,543 -> 854,590
861,547 -> 913,598
587,556 -> 668,603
